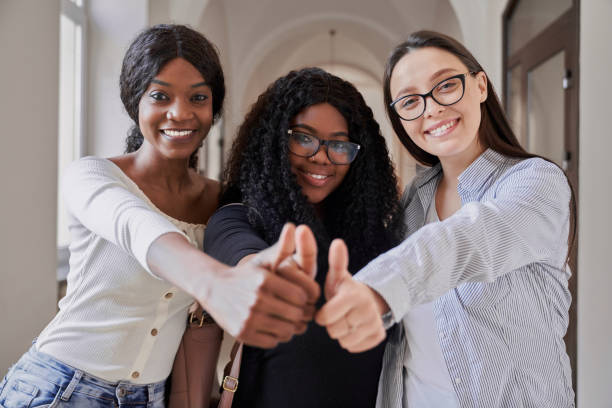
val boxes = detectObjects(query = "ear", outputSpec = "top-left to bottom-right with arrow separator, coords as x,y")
476,71 -> 488,103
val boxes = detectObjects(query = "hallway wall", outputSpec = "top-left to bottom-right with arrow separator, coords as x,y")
0,0 -> 60,372
577,1 -> 612,406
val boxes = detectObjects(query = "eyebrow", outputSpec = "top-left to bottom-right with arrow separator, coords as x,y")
150,79 -> 209,88
291,123 -> 349,138
395,67 -> 461,97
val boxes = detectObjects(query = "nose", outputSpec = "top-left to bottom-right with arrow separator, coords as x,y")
166,98 -> 194,121
423,95 -> 445,118
308,144 -> 331,164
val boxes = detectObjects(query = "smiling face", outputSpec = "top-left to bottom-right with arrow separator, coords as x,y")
288,103 -> 351,205
389,47 -> 488,166
138,57 -> 213,162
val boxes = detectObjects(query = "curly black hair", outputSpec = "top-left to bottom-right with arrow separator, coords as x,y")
222,67 -> 404,271
120,24 -> 225,168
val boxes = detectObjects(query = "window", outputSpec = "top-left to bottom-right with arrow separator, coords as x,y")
57,0 -> 87,282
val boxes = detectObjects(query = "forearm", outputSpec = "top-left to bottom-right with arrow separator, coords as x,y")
147,232 -> 229,305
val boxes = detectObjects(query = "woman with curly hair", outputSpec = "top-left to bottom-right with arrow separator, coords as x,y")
203,67 -> 404,407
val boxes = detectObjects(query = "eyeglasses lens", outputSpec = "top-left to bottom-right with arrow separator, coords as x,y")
288,131 -> 358,164
395,76 -> 464,121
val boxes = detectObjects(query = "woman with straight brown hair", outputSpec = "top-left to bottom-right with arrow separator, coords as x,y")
316,30 -> 575,407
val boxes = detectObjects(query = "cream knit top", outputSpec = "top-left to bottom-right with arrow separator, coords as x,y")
37,157 -> 205,384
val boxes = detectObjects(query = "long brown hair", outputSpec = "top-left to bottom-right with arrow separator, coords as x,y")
383,30 -> 576,264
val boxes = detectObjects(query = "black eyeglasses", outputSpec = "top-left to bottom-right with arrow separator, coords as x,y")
390,72 -> 474,121
287,130 -> 361,165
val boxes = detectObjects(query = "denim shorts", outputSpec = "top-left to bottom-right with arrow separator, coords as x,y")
0,345 -> 165,407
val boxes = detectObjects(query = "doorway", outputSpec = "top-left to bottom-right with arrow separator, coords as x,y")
503,0 -> 580,397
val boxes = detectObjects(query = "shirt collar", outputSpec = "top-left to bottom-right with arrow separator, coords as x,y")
413,148 -> 508,192
414,163 -> 442,189
457,148 -> 508,191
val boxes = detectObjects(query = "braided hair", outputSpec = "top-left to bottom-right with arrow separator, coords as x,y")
119,24 -> 225,167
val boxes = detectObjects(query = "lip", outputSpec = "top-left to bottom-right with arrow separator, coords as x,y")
160,128 -> 198,143
424,118 -> 460,138
297,168 -> 333,187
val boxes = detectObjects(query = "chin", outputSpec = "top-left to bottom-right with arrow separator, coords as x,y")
304,192 -> 326,205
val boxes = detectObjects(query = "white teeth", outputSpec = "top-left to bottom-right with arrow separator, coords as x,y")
163,129 -> 193,137
308,173 -> 328,180
429,120 -> 456,136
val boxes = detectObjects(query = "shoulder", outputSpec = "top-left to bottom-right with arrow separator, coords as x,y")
202,177 -> 221,200
400,164 -> 441,208
64,156 -> 128,184
494,156 -> 571,202
208,203 -> 249,224
499,156 -> 568,186
189,173 -> 222,223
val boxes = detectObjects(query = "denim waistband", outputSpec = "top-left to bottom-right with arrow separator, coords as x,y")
16,345 -> 165,404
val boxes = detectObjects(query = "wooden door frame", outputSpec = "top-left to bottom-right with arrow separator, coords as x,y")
502,0 -> 580,400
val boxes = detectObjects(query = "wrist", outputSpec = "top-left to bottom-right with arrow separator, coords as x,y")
369,287 -> 390,316
190,255 -> 228,307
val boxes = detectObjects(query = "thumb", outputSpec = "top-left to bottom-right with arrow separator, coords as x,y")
294,225 -> 317,279
258,223 -> 296,271
325,238 -> 350,300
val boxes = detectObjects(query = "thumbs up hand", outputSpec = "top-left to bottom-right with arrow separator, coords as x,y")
214,223 -> 319,348
315,239 -> 388,353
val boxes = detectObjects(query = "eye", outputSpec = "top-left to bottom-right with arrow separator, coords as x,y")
437,79 -> 460,93
329,141 -> 350,153
400,96 -> 421,109
292,131 -> 315,145
191,94 -> 209,103
149,91 -> 169,101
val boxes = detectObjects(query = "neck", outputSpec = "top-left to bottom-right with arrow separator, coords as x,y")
438,142 -> 485,186
132,144 -> 193,192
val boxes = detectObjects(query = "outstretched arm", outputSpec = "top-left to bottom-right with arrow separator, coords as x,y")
149,223 -> 319,348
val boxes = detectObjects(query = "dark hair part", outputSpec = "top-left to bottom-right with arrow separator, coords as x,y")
120,24 -> 225,168
223,67 -> 404,271
383,30 -> 576,265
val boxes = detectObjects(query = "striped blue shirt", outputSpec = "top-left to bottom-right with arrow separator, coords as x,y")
356,149 -> 574,407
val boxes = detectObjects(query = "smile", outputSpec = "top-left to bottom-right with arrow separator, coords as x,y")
426,119 -> 459,138
300,170 -> 332,187
160,129 -> 197,142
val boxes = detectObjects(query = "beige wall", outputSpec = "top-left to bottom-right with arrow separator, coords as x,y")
577,0 -> 612,406
0,0 -> 60,372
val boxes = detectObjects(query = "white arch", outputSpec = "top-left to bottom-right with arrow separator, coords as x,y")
231,13 -> 397,125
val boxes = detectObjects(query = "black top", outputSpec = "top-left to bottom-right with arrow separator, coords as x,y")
203,204 -> 386,408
